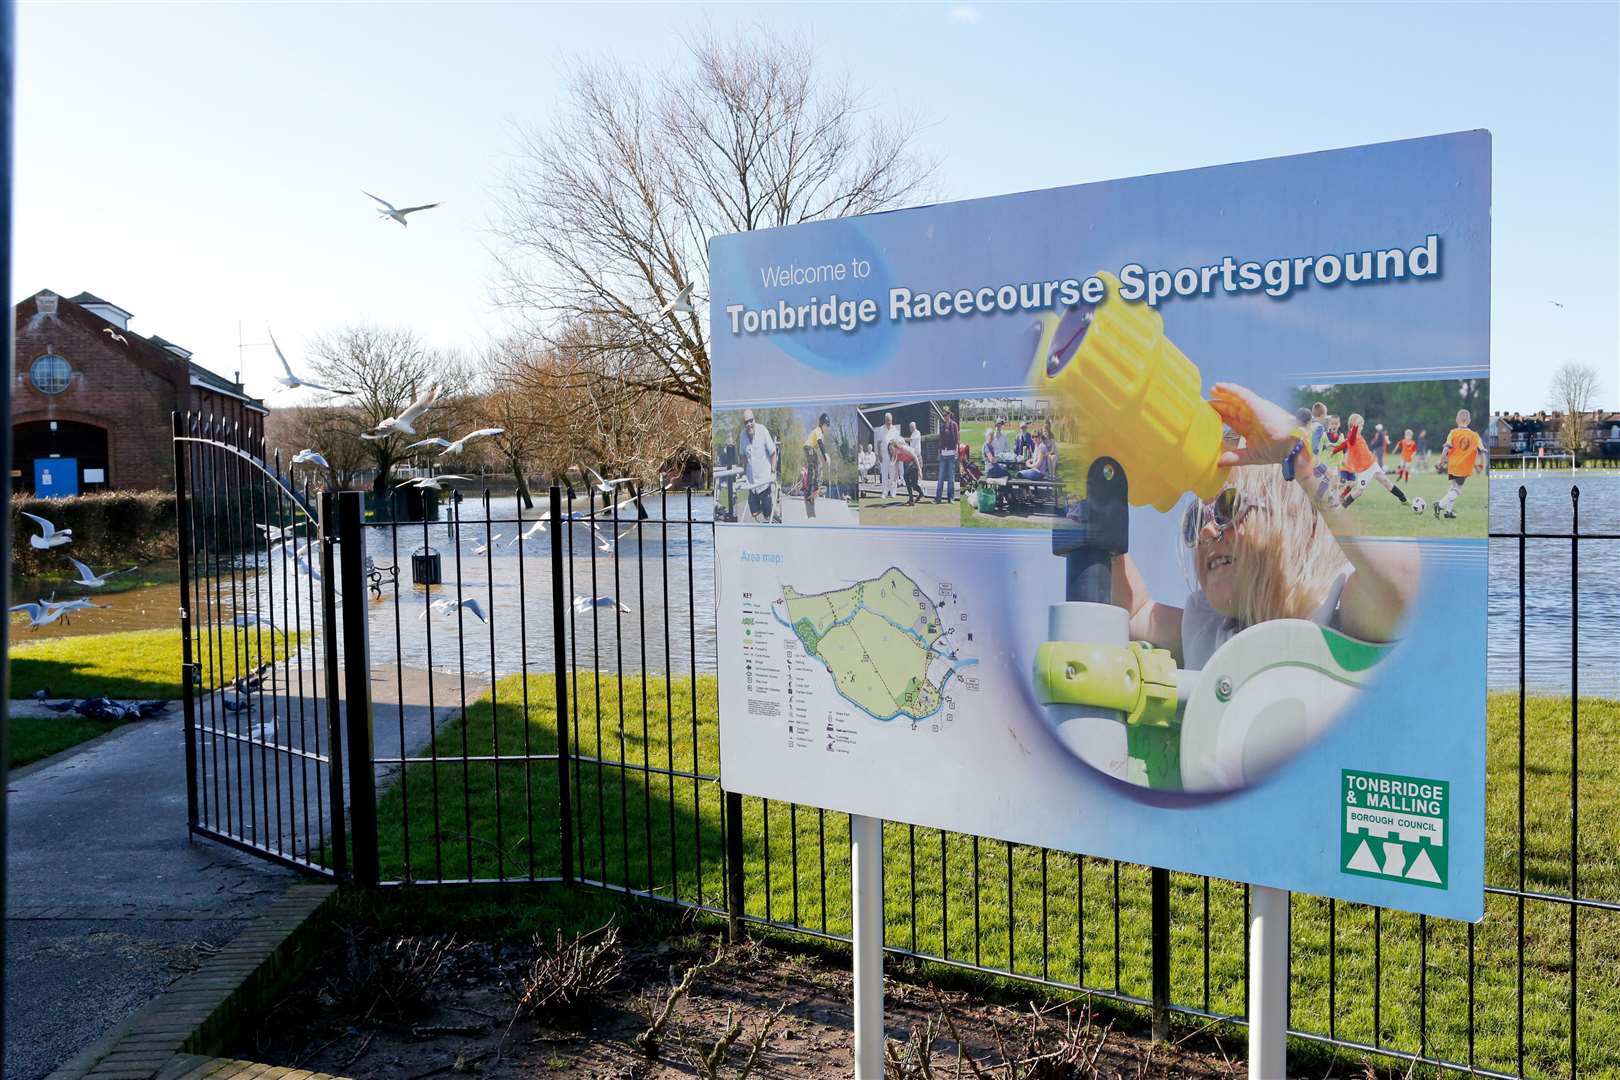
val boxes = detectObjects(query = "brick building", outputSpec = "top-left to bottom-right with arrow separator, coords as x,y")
1487,410 -> 1620,460
12,289 -> 267,493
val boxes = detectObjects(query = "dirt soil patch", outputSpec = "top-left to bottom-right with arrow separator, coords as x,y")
237,914 -> 1247,1079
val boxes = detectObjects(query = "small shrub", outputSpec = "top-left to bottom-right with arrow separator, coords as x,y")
329,929 -> 463,1026
508,924 -> 625,1020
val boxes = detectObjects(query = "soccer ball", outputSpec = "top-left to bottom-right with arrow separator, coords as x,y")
1411,497 -> 1427,515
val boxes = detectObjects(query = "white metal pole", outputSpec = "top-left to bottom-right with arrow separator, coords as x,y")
850,813 -> 885,1079
1248,884 -> 1288,1080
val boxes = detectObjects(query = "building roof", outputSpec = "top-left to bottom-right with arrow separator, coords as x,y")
67,291 -> 134,319
147,334 -> 193,358
17,288 -> 267,414
189,361 -> 268,413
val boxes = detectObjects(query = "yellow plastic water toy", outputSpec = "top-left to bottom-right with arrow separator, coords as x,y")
1028,271 -> 1228,512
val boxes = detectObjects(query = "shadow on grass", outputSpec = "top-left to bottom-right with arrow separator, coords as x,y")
9,628 -> 299,700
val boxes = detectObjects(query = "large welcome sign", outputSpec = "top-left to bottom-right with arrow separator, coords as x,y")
709,132 -> 1489,920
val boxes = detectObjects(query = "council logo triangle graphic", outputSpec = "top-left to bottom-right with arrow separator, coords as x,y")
1347,839 -> 1382,875
1406,847 -> 1442,884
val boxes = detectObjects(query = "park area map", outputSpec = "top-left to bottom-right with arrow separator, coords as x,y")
775,568 -> 960,722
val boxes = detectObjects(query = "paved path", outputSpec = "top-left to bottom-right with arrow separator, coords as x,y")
5,663 -> 479,1080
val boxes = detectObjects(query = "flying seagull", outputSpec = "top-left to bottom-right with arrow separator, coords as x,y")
421,596 -> 488,623
52,597 -> 108,623
654,283 -> 694,319
506,516 -> 551,547
65,556 -> 136,588
363,190 -> 441,227
291,448 -> 329,468
406,428 -> 505,456
472,534 -> 503,556
572,594 -> 631,614
591,522 -> 636,552
269,329 -> 352,395
397,474 -> 472,491
101,327 -> 129,345
20,512 -> 72,549
10,602 -> 66,630
579,466 -> 632,497
361,383 -> 441,440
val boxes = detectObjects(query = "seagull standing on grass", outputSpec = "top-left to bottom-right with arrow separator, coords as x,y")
406,428 -> 505,456
361,384 -> 441,440
363,190 -> 441,226
65,557 -> 136,588
20,512 -> 71,549
269,330 -> 352,394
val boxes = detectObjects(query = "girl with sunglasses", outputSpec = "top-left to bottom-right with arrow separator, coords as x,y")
1110,384 -> 1420,672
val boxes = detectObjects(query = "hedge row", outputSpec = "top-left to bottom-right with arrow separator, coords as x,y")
12,490 -> 178,578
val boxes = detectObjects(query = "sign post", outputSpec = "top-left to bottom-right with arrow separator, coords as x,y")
708,131 -> 1489,1078
850,813 -> 884,1079
1248,885 -> 1289,1079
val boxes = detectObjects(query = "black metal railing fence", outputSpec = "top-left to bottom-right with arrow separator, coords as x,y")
176,415 -> 1612,1078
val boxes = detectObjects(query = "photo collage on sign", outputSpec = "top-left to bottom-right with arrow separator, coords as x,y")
712,405 -> 860,526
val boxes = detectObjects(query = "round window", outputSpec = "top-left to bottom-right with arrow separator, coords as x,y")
30,354 -> 72,394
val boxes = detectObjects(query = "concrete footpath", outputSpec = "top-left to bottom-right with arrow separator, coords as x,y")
5,663 -> 479,1080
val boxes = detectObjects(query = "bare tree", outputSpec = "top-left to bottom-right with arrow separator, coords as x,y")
501,322 -> 708,488
471,346 -> 546,508
264,403 -> 369,490
493,26 -> 935,413
1550,361 -> 1599,457
306,325 -> 463,493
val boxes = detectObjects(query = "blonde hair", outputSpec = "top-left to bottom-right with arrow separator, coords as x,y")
1348,413 -> 1364,429
1186,465 -> 1346,626
1311,402 -> 1328,418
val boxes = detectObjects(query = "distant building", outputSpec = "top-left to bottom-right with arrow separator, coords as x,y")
12,290 -> 267,494
1487,410 -> 1620,459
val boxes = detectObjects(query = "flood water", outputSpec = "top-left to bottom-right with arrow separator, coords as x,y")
16,479 -> 1619,697
1487,472 -> 1620,696
359,493 -> 718,679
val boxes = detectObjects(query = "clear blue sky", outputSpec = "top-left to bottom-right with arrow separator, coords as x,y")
14,1 -> 1616,412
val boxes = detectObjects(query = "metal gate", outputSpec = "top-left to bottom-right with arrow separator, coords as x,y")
174,413 -> 376,879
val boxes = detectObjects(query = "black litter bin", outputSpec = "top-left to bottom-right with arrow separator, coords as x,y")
411,546 -> 443,586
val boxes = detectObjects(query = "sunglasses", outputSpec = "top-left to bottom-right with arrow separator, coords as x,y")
1180,488 -> 1266,548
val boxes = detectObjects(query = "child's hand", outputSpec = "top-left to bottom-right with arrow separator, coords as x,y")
1208,383 -> 1302,467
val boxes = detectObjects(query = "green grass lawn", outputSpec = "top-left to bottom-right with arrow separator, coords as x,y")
10,626 -> 298,700
857,498 -> 962,528
374,676 -> 1616,1077
8,714 -> 123,768
1330,467 -> 1488,539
